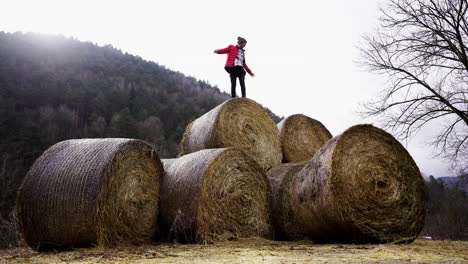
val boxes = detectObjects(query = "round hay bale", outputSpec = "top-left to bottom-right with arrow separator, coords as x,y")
277,114 -> 332,162
16,138 -> 163,251
179,98 -> 282,172
160,148 -> 272,243
267,162 -> 308,241
293,124 -> 425,243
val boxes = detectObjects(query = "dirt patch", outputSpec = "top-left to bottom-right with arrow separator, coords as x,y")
1,239 -> 467,264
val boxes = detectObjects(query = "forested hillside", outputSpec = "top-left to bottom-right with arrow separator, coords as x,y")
0,32 -> 280,223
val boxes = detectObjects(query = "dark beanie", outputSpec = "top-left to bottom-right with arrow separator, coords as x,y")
237,36 -> 247,44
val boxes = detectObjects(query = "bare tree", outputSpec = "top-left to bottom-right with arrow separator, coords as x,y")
359,0 -> 468,171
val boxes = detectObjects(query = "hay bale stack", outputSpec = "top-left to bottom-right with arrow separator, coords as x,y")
160,148 -> 272,243
277,114 -> 332,162
293,124 -> 425,243
179,98 -> 282,172
16,138 -> 163,251
268,162 -> 308,241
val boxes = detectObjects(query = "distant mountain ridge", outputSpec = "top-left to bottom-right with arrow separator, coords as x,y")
437,176 -> 468,194
0,31 -> 281,153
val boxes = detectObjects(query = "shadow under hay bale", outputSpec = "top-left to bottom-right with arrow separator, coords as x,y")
268,162 -> 309,241
293,124 -> 425,244
160,148 -> 273,243
178,98 -> 282,172
277,114 -> 332,163
16,138 -> 163,251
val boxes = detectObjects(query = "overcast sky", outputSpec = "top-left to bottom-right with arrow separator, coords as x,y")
0,0 -> 455,177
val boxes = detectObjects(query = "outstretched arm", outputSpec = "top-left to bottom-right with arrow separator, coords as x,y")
244,63 -> 254,77
214,45 -> 231,54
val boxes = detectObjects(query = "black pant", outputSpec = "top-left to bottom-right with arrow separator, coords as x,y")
225,66 -> 246,98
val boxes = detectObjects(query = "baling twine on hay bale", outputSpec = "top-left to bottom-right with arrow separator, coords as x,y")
16,138 -> 163,251
277,114 -> 332,163
268,162 -> 309,241
179,98 -> 282,172
160,148 -> 273,243
293,124 -> 425,243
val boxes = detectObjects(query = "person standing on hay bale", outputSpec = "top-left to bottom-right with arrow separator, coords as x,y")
214,36 -> 255,98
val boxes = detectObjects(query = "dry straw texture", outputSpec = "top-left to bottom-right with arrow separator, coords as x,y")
179,98 -> 282,172
16,138 -> 163,251
277,114 -> 332,162
267,162 -> 308,241
2,239 -> 468,263
293,124 -> 425,243
160,148 -> 272,243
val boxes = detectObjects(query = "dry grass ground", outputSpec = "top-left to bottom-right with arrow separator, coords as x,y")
1,238 -> 467,264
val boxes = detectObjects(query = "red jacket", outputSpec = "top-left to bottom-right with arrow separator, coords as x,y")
215,45 -> 253,75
